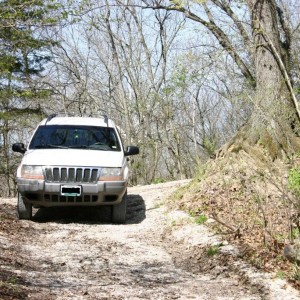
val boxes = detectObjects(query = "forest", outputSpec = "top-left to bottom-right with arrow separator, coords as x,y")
2,0 -> 298,194
2,0 -> 300,280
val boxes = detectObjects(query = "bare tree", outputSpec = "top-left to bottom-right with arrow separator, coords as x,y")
45,0 -> 296,184
142,0 -> 300,159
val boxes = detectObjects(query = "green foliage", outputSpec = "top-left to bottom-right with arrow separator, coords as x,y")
275,270 -> 286,280
288,168 -> 300,197
291,228 -> 300,239
194,214 -> 208,225
169,180 -> 194,202
0,0 -> 65,196
189,211 -> 208,224
292,264 -> 300,281
203,137 -> 216,156
207,245 -> 220,257
0,0 -> 62,77
191,164 -> 207,183
152,178 -> 166,184
0,0 -> 65,117
6,276 -> 20,285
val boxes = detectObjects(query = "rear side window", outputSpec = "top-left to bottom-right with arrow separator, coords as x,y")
29,125 -> 121,151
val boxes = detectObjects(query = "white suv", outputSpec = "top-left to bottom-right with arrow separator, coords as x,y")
12,115 -> 139,223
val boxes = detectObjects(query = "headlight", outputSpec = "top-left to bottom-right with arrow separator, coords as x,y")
99,167 -> 123,181
21,165 -> 44,179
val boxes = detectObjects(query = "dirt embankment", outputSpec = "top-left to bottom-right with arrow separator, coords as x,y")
0,180 -> 299,299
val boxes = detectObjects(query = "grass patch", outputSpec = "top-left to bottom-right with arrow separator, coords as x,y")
0,275 -> 27,300
194,215 -> 208,225
152,178 -> 166,184
288,168 -> 300,197
207,245 -> 220,257
276,270 -> 287,280
292,265 -> 300,281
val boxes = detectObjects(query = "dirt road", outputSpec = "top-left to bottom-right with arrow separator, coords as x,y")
0,181 -> 299,299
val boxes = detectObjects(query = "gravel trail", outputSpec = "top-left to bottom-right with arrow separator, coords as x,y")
1,181 -> 299,299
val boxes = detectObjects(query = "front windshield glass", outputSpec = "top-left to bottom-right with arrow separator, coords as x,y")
29,125 -> 121,151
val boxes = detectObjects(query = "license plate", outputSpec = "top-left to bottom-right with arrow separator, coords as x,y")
61,185 -> 81,196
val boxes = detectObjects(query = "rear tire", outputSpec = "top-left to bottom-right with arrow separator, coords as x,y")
17,193 -> 32,220
112,192 -> 127,224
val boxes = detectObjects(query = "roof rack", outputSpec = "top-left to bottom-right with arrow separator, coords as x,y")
103,115 -> 109,127
45,114 -> 57,125
44,113 -> 110,126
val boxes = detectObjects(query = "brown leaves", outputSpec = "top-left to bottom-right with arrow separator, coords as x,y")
168,155 -> 300,287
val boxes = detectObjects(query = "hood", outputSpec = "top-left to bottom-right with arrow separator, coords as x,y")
21,149 -> 124,167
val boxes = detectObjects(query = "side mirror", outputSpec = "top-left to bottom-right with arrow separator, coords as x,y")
124,146 -> 139,156
12,143 -> 26,154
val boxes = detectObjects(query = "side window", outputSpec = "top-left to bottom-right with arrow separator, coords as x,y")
31,128 -> 46,147
108,130 -> 119,150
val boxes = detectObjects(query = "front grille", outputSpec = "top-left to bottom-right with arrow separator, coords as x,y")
44,167 -> 100,183
44,194 -> 98,203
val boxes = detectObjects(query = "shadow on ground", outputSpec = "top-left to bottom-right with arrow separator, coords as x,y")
31,194 -> 146,224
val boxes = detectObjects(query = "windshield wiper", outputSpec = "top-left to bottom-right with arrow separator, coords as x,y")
68,145 -> 88,149
35,144 -> 69,149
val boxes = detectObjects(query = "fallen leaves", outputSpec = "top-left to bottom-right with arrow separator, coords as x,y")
167,155 -> 300,289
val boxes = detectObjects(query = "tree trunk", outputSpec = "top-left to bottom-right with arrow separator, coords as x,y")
227,0 -> 300,159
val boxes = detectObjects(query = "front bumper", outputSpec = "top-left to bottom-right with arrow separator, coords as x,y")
17,178 -> 127,207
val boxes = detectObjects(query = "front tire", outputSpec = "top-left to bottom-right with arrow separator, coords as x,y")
112,192 -> 127,224
17,193 -> 32,220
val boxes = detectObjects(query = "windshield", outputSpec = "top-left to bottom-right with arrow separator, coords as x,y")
29,125 -> 121,151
